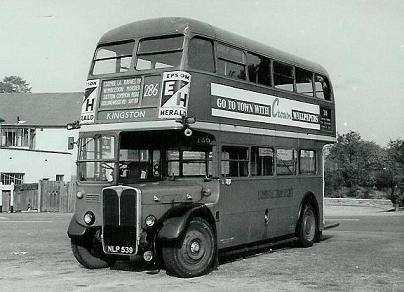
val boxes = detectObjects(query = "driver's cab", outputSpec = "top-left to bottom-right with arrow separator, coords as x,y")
77,129 -> 216,185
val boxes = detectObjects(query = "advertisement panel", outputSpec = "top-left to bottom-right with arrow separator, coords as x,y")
211,83 -> 322,130
80,80 -> 99,124
158,71 -> 191,119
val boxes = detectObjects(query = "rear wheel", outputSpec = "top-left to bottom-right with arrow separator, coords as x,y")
297,204 -> 317,247
71,231 -> 114,269
162,217 -> 215,278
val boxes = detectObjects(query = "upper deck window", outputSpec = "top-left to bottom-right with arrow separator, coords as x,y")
92,41 -> 134,75
273,61 -> 294,91
217,44 -> 246,80
188,37 -> 215,72
136,35 -> 184,70
315,74 -> 332,100
295,68 -> 314,96
247,53 -> 271,87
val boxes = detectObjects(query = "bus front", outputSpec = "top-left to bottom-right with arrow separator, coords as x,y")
67,24 -> 219,277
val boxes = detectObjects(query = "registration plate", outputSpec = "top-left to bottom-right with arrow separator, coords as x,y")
106,245 -> 135,254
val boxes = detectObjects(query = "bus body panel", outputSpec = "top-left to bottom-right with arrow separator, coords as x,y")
69,17 -> 336,275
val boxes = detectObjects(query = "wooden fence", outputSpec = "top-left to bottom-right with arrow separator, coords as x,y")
0,180 -> 76,213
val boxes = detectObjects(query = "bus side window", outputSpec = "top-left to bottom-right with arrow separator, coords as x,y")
315,74 -> 331,100
273,61 -> 294,92
216,44 -> 246,80
251,147 -> 274,176
295,67 -> 314,96
188,37 -> 215,72
247,53 -> 271,87
221,146 -> 249,177
276,149 -> 297,175
299,150 -> 316,174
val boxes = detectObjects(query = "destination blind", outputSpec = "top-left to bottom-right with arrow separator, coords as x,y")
99,78 -> 142,108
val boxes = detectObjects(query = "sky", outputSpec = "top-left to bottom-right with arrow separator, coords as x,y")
0,0 -> 403,146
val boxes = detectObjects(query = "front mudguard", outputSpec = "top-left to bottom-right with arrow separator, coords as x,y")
156,203 -> 219,270
157,204 -> 215,242
157,210 -> 193,242
67,216 -> 97,240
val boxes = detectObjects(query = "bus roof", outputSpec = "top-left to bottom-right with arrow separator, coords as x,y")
99,17 -> 329,76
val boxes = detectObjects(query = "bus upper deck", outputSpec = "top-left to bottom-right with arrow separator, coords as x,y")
80,17 -> 335,143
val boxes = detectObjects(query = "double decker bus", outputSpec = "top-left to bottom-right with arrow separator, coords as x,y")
67,17 -> 336,277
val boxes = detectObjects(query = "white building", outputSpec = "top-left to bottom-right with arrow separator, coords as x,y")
0,92 -> 82,184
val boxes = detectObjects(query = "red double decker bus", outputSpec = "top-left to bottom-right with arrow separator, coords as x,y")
67,17 -> 336,277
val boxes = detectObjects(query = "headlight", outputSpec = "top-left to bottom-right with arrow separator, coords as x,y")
76,192 -> 83,199
145,215 -> 156,227
83,211 -> 95,225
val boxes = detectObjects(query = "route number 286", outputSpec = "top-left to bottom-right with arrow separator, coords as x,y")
144,83 -> 159,97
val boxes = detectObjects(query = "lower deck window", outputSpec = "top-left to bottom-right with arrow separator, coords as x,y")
299,150 -> 316,174
276,149 -> 297,175
221,146 -> 249,177
167,150 -> 212,176
251,147 -> 274,176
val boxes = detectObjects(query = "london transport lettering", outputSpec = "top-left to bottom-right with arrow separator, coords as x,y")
258,188 -> 293,200
211,83 -> 323,130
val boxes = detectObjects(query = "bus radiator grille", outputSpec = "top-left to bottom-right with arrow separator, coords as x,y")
102,188 -> 137,246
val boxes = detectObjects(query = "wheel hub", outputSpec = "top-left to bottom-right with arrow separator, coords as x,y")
304,211 -> 315,238
190,241 -> 201,253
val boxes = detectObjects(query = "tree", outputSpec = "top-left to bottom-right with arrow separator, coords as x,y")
0,76 -> 32,93
385,139 -> 404,206
325,131 -> 385,192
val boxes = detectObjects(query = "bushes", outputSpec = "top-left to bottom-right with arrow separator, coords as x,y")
325,132 -> 404,206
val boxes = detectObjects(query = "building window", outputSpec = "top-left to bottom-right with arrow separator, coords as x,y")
188,37 -> 215,72
221,146 -> 249,177
1,173 -> 24,185
56,175 -> 64,182
217,44 -> 246,80
68,137 -> 75,150
273,61 -> 294,91
299,150 -> 316,174
276,149 -> 297,175
251,147 -> 274,176
247,53 -> 272,87
0,128 -> 36,148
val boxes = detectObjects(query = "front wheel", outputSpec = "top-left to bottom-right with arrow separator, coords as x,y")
162,217 -> 216,278
297,204 -> 317,247
71,232 -> 114,269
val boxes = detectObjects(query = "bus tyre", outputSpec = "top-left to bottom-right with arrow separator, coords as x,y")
297,204 -> 317,247
162,217 -> 215,278
71,237 -> 114,269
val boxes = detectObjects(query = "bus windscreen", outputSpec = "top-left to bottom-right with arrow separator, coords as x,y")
92,42 -> 134,75
135,35 -> 184,70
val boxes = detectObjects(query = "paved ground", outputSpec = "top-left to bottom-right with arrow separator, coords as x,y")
0,206 -> 403,292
